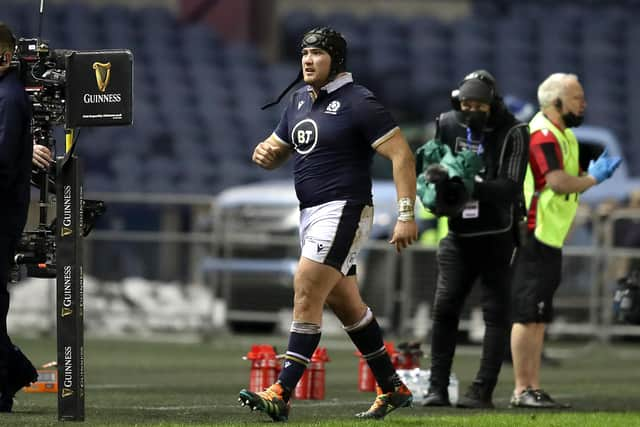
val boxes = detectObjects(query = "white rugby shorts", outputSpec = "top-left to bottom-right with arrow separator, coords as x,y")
299,200 -> 373,276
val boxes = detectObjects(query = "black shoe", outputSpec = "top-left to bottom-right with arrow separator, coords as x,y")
456,383 -> 494,409
422,388 -> 451,407
510,388 -> 570,409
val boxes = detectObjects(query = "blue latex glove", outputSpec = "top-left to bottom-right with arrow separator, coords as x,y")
588,149 -> 622,183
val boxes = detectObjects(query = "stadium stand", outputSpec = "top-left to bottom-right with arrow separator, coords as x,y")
280,0 -> 640,173
2,0 -> 639,197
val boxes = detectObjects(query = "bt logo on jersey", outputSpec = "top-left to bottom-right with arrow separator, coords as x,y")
291,119 -> 319,154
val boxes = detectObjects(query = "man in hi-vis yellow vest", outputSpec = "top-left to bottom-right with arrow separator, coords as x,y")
510,73 -> 621,408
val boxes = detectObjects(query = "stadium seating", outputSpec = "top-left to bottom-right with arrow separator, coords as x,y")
3,0 -> 639,198
280,0 -> 640,174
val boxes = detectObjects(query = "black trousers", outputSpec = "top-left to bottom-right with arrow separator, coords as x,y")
0,234 -> 18,355
428,231 -> 516,392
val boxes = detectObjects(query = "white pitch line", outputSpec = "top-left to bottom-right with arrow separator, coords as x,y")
88,393 -> 594,412
127,405 -> 213,411
88,384 -> 157,389
85,384 -> 592,407
89,399 -> 375,411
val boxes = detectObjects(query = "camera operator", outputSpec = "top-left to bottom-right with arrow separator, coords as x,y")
421,70 -> 529,409
0,22 -> 38,413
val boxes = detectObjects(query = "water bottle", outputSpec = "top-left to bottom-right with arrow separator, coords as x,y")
396,368 -> 429,405
448,373 -> 459,405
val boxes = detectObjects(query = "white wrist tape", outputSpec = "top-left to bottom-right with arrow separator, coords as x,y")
398,197 -> 415,222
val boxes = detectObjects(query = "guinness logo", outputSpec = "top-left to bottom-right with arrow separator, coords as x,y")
92,62 -> 112,92
62,307 -> 73,317
62,227 -> 72,237
62,388 -> 74,398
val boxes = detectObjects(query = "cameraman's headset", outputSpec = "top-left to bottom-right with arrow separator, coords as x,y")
0,27 -> 16,67
450,70 -> 498,111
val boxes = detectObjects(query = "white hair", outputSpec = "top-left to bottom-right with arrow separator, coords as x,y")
537,73 -> 579,108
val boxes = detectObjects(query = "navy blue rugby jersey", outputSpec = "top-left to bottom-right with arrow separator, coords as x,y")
273,73 -> 398,209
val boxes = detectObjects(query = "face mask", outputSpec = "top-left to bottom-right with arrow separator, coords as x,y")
562,112 -> 584,128
457,110 -> 488,132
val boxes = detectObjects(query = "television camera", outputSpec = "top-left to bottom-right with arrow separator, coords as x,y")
9,35 -> 130,280
10,37 -> 74,280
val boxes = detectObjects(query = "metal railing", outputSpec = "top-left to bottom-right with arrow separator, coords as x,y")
79,193 -> 640,340
84,192 -> 217,284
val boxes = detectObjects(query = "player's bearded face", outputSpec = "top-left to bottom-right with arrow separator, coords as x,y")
301,47 -> 331,87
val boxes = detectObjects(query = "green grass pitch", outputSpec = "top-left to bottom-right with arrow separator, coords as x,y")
2,334 -> 640,426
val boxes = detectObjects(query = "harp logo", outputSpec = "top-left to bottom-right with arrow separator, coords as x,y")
62,227 -> 72,237
92,62 -> 112,92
